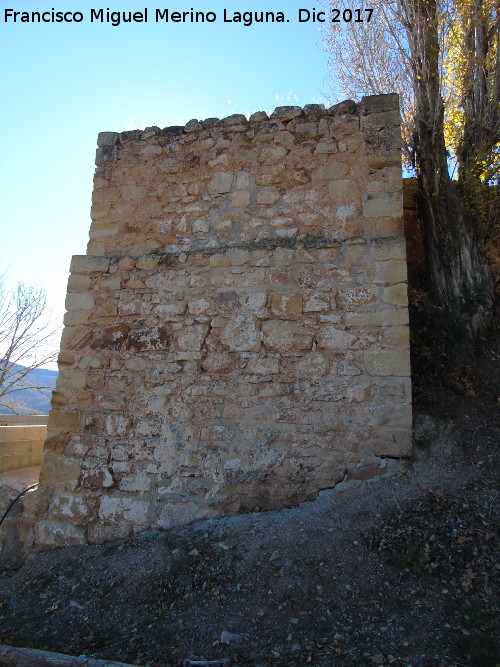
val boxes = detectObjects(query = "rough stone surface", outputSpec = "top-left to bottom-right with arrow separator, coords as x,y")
31,95 -> 411,549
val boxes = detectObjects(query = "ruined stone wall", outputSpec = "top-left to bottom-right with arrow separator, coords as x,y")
34,94 -> 412,548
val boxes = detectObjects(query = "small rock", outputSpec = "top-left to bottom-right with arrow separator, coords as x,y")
69,601 -> 84,610
220,630 -> 242,644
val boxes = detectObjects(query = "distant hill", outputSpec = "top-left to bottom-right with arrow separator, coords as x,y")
0,364 -> 58,414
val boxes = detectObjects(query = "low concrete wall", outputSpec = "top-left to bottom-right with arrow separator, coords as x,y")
0,415 -> 49,426
0,425 -> 47,473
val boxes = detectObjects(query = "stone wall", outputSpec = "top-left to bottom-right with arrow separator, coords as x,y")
33,93 -> 412,548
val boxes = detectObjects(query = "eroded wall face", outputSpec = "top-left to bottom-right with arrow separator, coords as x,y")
35,94 -> 412,547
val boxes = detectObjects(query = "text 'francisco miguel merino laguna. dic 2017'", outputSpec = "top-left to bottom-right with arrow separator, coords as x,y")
3,7 -> 375,26
4,8 -> 287,26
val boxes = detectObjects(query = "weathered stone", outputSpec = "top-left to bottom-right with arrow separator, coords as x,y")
318,326 -> 356,350
223,114 -> 248,126
126,326 -> 171,351
193,218 -> 209,233
188,298 -> 210,315
89,222 -> 120,238
220,315 -> 260,352
372,427 -> 412,457
98,275 -> 121,290
329,180 -> 359,199
154,302 -> 186,318
124,357 -> 148,372
178,324 -> 209,351
91,324 -> 130,350
257,187 -> 281,205
313,163 -> 349,181
226,248 -> 250,265
261,320 -> 312,352
329,99 -> 357,115
212,291 -> 240,312
360,93 -> 399,114
70,256 -> 110,273
347,464 -> 382,481
249,111 -> 268,122
163,126 -> 185,138
95,146 -> 117,164
117,257 -> 135,271
245,357 -> 280,374
384,326 -> 410,347
48,410 -> 80,432
39,454 -> 81,488
185,119 -> 202,132
208,171 -> 234,194
50,492 -> 90,520
57,370 -> 87,389
80,464 -> 114,490
270,105 -> 303,120
136,255 -> 160,271
99,496 -> 149,526
67,275 -> 92,292
104,413 -> 132,436
57,351 -> 76,366
364,350 -> 411,376
65,292 -> 94,311
345,310 -> 409,327
337,288 -> 376,308
382,283 -> 409,306
290,353 -> 329,376
97,131 -> 119,147
370,237 -> 406,261
303,103 -> 326,115
230,190 -> 251,208
36,520 -> 86,546
201,353 -> 235,373
371,261 -> 408,284
201,117 -> 221,129
304,293 -> 329,312
270,292 -> 303,318
363,195 -> 401,218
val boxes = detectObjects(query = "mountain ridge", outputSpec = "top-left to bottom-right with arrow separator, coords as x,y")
0,364 -> 58,414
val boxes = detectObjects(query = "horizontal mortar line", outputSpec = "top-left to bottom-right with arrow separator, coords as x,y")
82,234 -> 403,262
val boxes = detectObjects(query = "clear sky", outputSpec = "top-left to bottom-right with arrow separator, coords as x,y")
0,1 -> 339,366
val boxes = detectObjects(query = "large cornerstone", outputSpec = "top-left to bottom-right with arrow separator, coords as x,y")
35,94 -> 412,547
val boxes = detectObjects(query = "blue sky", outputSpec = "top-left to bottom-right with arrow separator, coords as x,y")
0,1 -> 339,364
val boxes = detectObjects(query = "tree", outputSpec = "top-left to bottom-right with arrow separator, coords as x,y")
0,274 -> 59,414
324,0 -> 499,337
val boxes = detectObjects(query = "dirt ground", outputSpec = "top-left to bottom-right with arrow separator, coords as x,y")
0,340 -> 498,667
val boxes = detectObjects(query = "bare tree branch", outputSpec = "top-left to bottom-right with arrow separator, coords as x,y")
0,273 -> 60,414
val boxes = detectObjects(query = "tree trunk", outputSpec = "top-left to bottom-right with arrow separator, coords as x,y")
417,170 -> 494,338
405,0 -> 494,338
